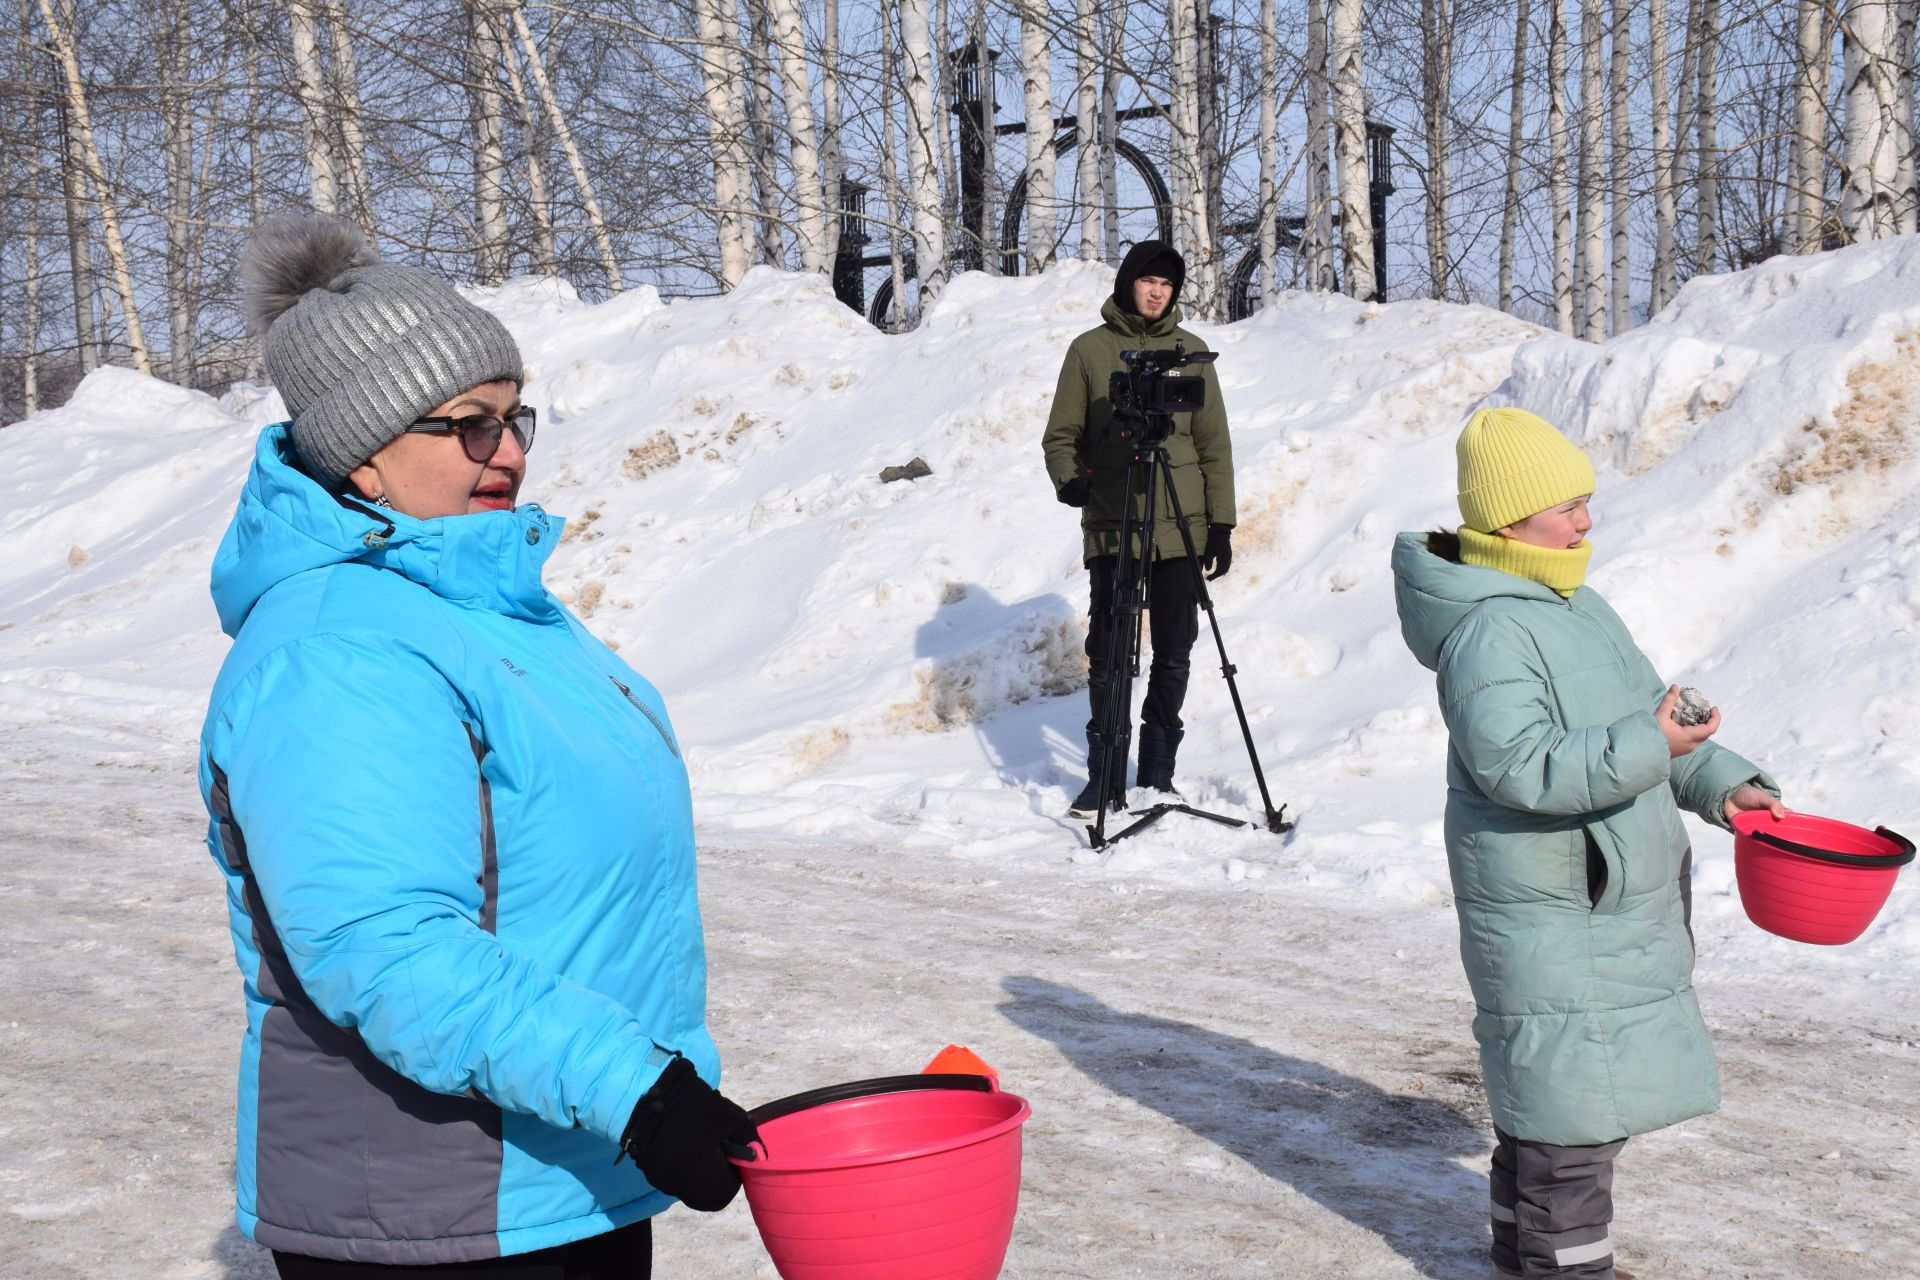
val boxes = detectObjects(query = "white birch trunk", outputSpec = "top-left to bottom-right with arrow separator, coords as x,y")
742,0 -> 786,266
18,0 -> 41,411
934,0 -> 955,227
1167,0 -> 1196,292
1577,0 -> 1606,340
1498,0 -> 1529,311
769,0 -> 828,272
1329,0 -> 1374,301
1672,0 -> 1698,280
1650,0 -> 1678,307
39,0 -> 151,374
1790,1 -> 1831,253
470,2 -> 510,284
821,0 -> 845,255
1421,0 -> 1453,301
969,0 -> 997,276
690,0 -> 755,286
1893,0 -> 1917,233
899,0 -> 949,301
1100,5 -> 1124,260
1549,0 -> 1573,334
507,0 -> 622,292
1609,0 -> 1631,332
1841,0 -> 1902,241
880,0 -> 912,321
163,0 -> 195,384
287,0 -> 338,215
324,1 -> 374,232
497,23 -> 557,273
1074,0 -> 1102,260
1306,0 -> 1335,290
1020,0 -> 1056,274
1257,0 -> 1278,305
1695,0 -> 1720,272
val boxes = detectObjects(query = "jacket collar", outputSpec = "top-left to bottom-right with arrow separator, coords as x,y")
1101,296 -> 1184,340
211,422 -> 564,636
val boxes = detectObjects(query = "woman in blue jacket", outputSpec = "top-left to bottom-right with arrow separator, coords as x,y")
198,212 -> 752,1278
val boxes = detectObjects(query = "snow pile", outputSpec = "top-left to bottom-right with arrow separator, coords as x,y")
3,241 -> 1917,956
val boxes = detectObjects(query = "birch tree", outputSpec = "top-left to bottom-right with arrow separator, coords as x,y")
497,25 -> 558,273
161,0 -> 195,383
1840,0 -> 1902,241
469,2 -> 511,283
506,0 -> 622,292
1893,0 -> 1916,233
324,1 -> 374,232
690,0 -> 756,286
769,0 -> 828,272
1257,0 -> 1279,305
1305,0 -> 1336,291
1328,0 -> 1375,301
1576,0 -> 1606,339
879,0 -> 912,319
821,0 -> 845,254
742,0 -> 786,266
1497,0 -> 1529,311
38,0 -> 151,374
1421,0 -> 1455,300
1790,0 -> 1832,253
1073,0 -> 1102,260
1168,0 -> 1202,306
1650,0 -> 1679,308
1609,0 -> 1630,332
1549,0 -> 1573,333
1694,0 -> 1721,272
1019,0 -> 1056,274
898,0 -> 948,302
287,0 -> 338,214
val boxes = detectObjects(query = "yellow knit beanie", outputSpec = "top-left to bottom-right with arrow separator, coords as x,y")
1455,407 -> 1596,533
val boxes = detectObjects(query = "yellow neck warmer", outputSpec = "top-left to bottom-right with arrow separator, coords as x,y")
1458,526 -> 1592,597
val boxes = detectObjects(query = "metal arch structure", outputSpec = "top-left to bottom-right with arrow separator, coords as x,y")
997,126 -> 1175,276
1224,222 -> 1324,321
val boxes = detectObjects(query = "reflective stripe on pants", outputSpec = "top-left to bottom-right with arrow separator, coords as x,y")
1489,1125 -> 1626,1278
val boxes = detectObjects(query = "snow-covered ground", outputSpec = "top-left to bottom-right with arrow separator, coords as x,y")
2,240 -> 1917,1277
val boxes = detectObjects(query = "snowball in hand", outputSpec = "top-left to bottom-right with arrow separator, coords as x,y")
1672,686 -> 1715,727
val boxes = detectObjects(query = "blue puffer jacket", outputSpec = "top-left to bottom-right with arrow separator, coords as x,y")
198,424 -> 718,1264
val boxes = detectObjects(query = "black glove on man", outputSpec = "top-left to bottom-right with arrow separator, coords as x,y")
1056,469 -> 1094,508
1201,524 -> 1234,580
617,1056 -> 758,1212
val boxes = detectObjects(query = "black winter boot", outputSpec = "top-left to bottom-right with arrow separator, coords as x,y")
1069,730 -> 1128,816
1136,724 -> 1184,795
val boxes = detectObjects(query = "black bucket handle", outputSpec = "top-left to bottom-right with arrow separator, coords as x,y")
725,1073 -> 996,1163
1750,825 -> 1916,870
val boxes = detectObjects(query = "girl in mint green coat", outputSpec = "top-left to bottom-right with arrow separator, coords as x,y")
1392,408 -> 1784,1280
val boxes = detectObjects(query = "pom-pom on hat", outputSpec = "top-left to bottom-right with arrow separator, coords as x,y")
1455,407 -> 1597,533
241,210 -> 523,487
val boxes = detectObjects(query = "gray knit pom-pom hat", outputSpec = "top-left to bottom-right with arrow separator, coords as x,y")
241,210 -> 523,486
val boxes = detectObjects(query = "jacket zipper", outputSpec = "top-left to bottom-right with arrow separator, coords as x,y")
608,676 -> 681,758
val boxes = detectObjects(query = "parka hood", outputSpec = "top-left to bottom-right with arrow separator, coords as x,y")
1112,239 -> 1184,317
210,422 -> 562,636
1390,530 -> 1567,670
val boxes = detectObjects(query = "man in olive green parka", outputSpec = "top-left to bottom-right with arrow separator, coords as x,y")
1042,242 -> 1236,814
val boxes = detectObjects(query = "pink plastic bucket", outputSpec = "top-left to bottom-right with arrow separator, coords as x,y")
1732,810 -> 1914,945
727,1074 -> 1030,1280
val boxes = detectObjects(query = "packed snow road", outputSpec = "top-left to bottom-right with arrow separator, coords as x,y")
1,714 -> 1914,1279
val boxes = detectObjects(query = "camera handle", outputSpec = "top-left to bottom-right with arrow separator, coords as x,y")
1086,434 -> 1293,850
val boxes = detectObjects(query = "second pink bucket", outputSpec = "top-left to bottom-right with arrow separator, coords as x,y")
726,1073 -> 1030,1280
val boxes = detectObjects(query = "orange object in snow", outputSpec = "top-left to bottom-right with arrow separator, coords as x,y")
921,1044 -> 998,1079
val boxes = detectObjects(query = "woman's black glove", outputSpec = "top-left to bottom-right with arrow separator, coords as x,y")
617,1056 -> 758,1211
1056,470 -> 1094,507
1201,524 -> 1234,580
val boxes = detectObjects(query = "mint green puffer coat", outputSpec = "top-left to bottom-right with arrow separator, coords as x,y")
1392,532 -> 1776,1146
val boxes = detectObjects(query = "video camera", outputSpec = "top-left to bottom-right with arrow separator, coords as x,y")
1107,342 -> 1218,446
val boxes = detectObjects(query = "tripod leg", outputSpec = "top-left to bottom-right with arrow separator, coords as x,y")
1154,451 -> 1292,834
1084,452 -> 1161,846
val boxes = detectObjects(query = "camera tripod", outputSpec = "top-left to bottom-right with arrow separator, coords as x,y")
1083,431 -> 1293,850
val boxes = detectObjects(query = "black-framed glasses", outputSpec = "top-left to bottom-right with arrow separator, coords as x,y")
404,406 -> 537,463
